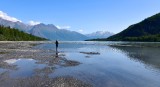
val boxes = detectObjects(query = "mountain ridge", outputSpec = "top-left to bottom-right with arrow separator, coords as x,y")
0,16 -> 88,41
89,12 -> 160,42
29,23 -> 88,41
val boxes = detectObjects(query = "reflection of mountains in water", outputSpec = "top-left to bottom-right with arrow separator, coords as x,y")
33,43 -> 86,49
110,45 -> 160,69
33,41 -> 103,50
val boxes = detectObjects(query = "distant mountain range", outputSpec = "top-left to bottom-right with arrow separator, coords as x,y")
85,31 -> 114,39
89,12 -> 160,42
0,17 -> 88,41
29,23 -> 88,41
0,12 -> 114,41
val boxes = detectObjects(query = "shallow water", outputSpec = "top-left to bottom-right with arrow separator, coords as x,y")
1,41 -> 160,87
5,59 -> 46,78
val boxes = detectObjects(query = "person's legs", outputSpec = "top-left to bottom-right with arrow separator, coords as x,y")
56,45 -> 58,57
56,44 -> 58,52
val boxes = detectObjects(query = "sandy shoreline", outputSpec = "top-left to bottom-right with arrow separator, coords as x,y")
0,42 -> 92,87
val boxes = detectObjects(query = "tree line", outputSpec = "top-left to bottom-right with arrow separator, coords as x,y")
0,25 -> 47,41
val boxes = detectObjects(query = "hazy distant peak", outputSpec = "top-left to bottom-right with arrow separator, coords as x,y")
86,31 -> 114,39
88,31 -> 114,35
32,23 -> 58,30
0,11 -> 22,22
95,31 -> 112,34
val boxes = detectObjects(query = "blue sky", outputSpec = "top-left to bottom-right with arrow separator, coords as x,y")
0,0 -> 160,34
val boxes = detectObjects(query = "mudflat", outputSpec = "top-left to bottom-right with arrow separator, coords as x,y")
0,41 -> 91,87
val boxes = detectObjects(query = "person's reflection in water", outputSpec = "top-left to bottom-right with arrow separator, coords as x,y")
56,51 -> 58,57
55,40 -> 59,57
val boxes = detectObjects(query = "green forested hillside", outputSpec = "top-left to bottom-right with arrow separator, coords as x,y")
0,25 -> 47,41
89,13 -> 160,42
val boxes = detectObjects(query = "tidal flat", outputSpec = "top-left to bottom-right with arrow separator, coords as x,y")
0,41 -> 160,87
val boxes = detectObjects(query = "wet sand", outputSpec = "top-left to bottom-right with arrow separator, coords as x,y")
0,42 -> 92,87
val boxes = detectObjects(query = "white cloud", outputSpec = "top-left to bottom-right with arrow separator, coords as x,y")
0,11 -> 21,22
77,29 -> 85,33
56,25 -> 71,29
28,21 -> 41,26
78,29 -> 84,32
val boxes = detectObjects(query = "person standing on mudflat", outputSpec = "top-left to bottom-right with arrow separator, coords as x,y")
55,40 -> 59,52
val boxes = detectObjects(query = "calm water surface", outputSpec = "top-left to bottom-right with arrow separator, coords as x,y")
1,41 -> 160,87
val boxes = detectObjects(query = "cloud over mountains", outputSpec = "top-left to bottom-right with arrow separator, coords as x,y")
28,21 -> 41,26
56,25 -> 71,29
0,11 -> 22,22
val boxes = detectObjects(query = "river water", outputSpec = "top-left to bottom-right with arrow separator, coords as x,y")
0,41 -> 160,87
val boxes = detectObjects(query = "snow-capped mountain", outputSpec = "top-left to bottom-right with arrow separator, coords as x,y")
0,11 -> 88,41
86,31 -> 114,39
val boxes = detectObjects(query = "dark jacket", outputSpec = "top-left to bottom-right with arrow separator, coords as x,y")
55,40 -> 58,47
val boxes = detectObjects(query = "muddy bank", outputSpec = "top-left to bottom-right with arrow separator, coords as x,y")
0,42 -> 80,68
0,42 -> 91,87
